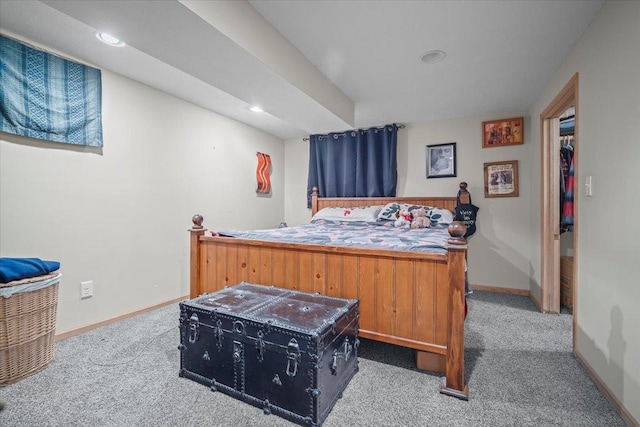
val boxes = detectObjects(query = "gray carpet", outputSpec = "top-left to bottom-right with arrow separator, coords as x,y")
0,291 -> 625,426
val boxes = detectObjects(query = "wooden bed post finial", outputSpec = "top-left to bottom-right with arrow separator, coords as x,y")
192,214 -> 204,229
447,221 -> 467,245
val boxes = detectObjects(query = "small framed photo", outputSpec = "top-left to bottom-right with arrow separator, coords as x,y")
426,142 -> 456,179
484,160 -> 519,197
482,117 -> 524,148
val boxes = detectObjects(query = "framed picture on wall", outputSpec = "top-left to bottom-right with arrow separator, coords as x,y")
482,117 -> 524,148
426,142 -> 457,179
484,160 -> 519,197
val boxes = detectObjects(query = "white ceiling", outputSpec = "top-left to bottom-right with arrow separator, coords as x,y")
0,0 -> 604,140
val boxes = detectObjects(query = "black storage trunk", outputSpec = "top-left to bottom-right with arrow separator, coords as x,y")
179,282 -> 359,427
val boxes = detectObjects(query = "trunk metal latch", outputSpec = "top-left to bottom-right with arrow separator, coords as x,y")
188,313 -> 199,344
256,331 -> 265,362
214,319 -> 224,351
286,338 -> 300,377
342,337 -> 353,361
330,337 -> 354,375
233,340 -> 244,363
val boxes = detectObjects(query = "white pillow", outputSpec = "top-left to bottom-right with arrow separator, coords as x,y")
312,205 -> 382,222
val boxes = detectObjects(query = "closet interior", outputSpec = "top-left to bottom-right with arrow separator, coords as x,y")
559,106 -> 575,314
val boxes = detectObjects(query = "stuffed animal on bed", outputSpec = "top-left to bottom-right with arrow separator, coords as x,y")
394,209 -> 412,228
410,208 -> 432,229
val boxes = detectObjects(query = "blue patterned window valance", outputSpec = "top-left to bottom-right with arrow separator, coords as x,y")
0,35 -> 103,147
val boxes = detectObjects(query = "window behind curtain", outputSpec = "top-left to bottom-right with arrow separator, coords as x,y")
307,124 -> 398,208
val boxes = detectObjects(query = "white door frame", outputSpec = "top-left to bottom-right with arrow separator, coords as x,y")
540,73 -> 579,347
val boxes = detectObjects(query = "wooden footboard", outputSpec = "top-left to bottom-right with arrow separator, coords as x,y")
189,207 -> 469,399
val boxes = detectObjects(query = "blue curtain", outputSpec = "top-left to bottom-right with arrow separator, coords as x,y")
0,35 -> 103,147
307,124 -> 397,207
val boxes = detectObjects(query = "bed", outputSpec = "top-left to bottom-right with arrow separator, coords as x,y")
188,183 -> 470,399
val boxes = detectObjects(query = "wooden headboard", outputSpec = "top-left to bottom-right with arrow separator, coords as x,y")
310,182 -> 469,216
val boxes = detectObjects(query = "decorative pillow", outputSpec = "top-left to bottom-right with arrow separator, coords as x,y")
311,205 -> 382,223
377,202 -> 454,225
425,207 -> 454,225
377,202 -> 403,221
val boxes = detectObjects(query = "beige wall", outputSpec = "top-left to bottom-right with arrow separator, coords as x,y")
528,0 -> 640,421
285,112 -> 532,290
1,64 -> 284,335
2,1 -> 638,420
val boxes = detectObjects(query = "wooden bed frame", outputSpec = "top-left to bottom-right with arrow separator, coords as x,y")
189,183 -> 470,399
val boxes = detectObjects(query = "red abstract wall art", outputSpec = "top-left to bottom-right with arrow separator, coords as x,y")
256,152 -> 272,194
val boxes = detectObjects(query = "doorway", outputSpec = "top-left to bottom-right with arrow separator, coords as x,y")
540,73 -> 579,349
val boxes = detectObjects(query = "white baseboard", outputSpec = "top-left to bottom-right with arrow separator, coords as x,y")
55,295 -> 189,342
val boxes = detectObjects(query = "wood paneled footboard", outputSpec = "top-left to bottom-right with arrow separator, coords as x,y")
189,214 -> 469,399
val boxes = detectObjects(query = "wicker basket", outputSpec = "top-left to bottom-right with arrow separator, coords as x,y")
0,276 -> 59,386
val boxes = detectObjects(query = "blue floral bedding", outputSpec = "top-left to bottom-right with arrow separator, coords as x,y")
218,219 -> 450,254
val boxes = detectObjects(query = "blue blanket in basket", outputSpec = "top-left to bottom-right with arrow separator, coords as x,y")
0,258 -> 60,283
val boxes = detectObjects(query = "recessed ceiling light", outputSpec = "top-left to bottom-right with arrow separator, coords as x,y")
249,106 -> 264,113
420,50 -> 446,64
96,32 -> 125,47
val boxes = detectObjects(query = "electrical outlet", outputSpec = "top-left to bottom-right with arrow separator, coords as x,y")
81,281 -> 93,299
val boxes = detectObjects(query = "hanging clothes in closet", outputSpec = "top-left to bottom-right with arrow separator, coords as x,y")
560,137 -> 574,233
559,113 -> 574,233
